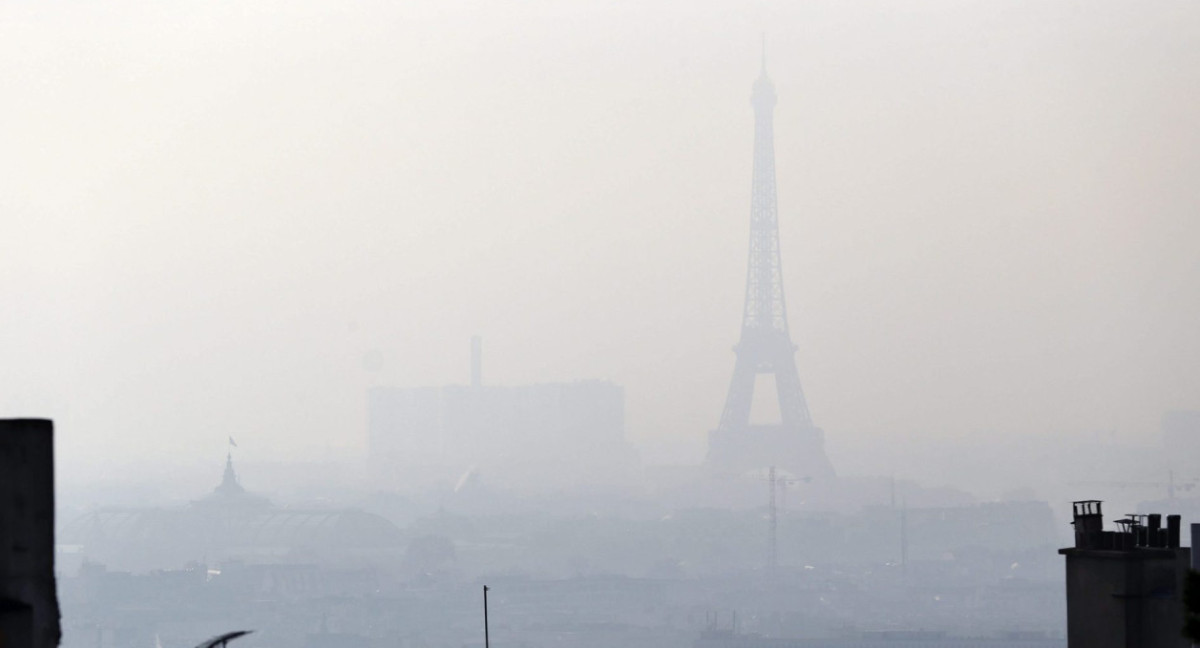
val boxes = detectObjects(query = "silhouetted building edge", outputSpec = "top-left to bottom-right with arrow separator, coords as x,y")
0,419 -> 61,648
1058,500 -> 1189,648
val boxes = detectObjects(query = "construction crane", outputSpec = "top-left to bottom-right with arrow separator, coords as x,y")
763,466 -> 811,572
1070,471 -> 1197,500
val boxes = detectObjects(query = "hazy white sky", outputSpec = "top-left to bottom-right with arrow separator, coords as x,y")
3,0 -> 1198,483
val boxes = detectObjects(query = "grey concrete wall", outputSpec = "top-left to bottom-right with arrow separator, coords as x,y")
1062,548 -> 1190,648
0,419 -> 60,648
1140,550 -> 1192,648
1063,553 -> 1127,648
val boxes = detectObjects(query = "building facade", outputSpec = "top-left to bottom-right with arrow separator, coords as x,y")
1058,500 -> 1190,648
368,345 -> 636,491
0,419 -> 61,648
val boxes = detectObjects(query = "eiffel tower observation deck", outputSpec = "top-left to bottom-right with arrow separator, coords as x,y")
706,48 -> 836,481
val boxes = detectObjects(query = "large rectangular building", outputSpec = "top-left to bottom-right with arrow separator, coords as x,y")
368,345 -> 635,490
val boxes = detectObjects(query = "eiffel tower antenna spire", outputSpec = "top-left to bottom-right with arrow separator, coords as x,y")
705,47 -> 835,480
761,33 -> 767,75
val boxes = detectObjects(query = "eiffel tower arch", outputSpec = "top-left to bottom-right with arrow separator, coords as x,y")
706,51 -> 836,481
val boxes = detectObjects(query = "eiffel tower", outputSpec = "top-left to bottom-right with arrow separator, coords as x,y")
706,48 -> 835,480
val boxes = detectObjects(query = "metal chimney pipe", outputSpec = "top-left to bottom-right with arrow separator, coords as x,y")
1148,514 -> 1163,547
1192,524 -> 1200,569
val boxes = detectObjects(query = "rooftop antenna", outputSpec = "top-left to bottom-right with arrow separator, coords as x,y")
483,585 -> 491,648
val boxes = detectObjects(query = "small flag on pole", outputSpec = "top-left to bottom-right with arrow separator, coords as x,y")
229,436 -> 237,448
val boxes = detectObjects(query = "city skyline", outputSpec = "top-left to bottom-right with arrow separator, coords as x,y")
1,1 -> 1197,499
3,4 -> 1199,646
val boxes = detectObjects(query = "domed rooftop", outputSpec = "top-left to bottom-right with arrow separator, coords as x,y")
59,453 -> 405,570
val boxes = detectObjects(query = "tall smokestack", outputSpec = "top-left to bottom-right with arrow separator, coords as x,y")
471,336 -> 482,387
